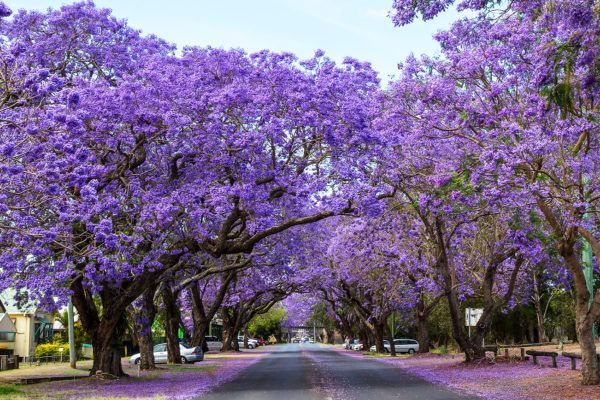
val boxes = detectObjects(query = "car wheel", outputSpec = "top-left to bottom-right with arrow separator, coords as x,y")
180,356 -> 187,364
408,348 -> 415,354
385,348 -> 390,353
134,358 -> 140,365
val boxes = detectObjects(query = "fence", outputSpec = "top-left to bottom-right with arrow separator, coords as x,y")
21,354 -> 83,366
0,354 -> 19,371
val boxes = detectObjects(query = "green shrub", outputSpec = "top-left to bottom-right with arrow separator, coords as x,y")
35,342 -> 70,357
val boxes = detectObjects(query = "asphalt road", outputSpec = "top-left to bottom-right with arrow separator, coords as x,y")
199,344 -> 478,400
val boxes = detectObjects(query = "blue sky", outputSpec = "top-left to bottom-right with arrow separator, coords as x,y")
13,0 -> 460,81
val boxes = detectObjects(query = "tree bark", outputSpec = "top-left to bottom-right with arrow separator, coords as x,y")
387,320 -> 397,357
564,250 -> 599,385
162,285 -> 182,364
416,312 -> 430,354
220,306 -> 238,352
89,315 -> 127,377
373,321 -> 386,353
134,286 -> 158,370
71,280 -> 128,377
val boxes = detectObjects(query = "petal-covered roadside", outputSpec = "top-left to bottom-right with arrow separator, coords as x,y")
333,346 -> 600,400
19,353 -> 264,400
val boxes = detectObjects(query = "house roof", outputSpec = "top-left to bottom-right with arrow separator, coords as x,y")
0,313 -> 16,333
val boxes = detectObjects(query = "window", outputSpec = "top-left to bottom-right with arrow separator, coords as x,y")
153,344 -> 166,352
0,332 -> 15,342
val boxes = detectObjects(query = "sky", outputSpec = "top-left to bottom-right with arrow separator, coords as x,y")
13,0 -> 461,81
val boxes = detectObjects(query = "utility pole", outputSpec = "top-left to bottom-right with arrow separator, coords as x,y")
583,184 -> 596,339
583,237 -> 596,339
67,298 -> 76,369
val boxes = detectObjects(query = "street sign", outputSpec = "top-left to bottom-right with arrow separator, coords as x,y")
465,308 -> 483,327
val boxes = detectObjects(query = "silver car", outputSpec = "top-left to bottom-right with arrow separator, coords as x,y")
238,336 -> 257,349
205,336 -> 223,352
129,343 -> 204,364
370,339 -> 419,354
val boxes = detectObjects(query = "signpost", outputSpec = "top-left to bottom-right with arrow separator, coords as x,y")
465,308 -> 483,338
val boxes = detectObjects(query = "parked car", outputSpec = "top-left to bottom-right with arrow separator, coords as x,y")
129,343 -> 203,365
369,339 -> 419,354
204,336 -> 223,352
369,340 -> 390,352
393,339 -> 419,354
237,336 -> 257,349
351,340 -> 364,351
257,338 -> 266,346
309,338 -> 314,343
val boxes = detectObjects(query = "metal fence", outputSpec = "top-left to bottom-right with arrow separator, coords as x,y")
21,354 -> 83,366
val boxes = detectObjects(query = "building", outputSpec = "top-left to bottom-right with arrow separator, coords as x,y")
0,289 -> 54,358
0,299 -> 17,356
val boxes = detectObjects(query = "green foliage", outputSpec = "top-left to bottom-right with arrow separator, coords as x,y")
428,298 -> 453,347
35,342 -> 70,357
247,307 -> 286,339
432,345 -> 449,355
544,289 -> 576,340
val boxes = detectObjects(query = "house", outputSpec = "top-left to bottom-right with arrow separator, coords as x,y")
0,289 -> 54,358
0,299 -> 17,356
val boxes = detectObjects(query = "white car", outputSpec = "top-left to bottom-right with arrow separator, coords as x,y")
204,336 -> 223,352
129,343 -> 203,364
237,336 -> 257,349
351,341 -> 364,351
370,339 -> 419,354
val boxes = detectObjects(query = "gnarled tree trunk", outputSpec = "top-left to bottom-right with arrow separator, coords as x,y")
133,285 -> 158,370
162,284 -> 182,364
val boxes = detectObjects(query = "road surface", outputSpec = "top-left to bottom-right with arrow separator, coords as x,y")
200,343 -> 478,400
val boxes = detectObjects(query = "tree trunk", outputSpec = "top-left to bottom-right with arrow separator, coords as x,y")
577,311 -> 599,385
387,321 -> 396,357
90,316 -> 127,377
189,285 -> 210,352
134,286 -> 158,370
220,307 -> 238,352
189,272 -> 237,352
71,281 -> 128,377
416,312 -> 430,353
138,331 -> 155,370
162,285 -> 182,364
561,241 -> 599,385
326,329 -> 335,344
373,321 -> 386,353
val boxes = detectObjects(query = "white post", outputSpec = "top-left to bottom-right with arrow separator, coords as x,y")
68,298 -> 76,369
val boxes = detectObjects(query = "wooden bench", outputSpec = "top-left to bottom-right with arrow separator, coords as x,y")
526,350 -> 558,367
562,352 -> 600,370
